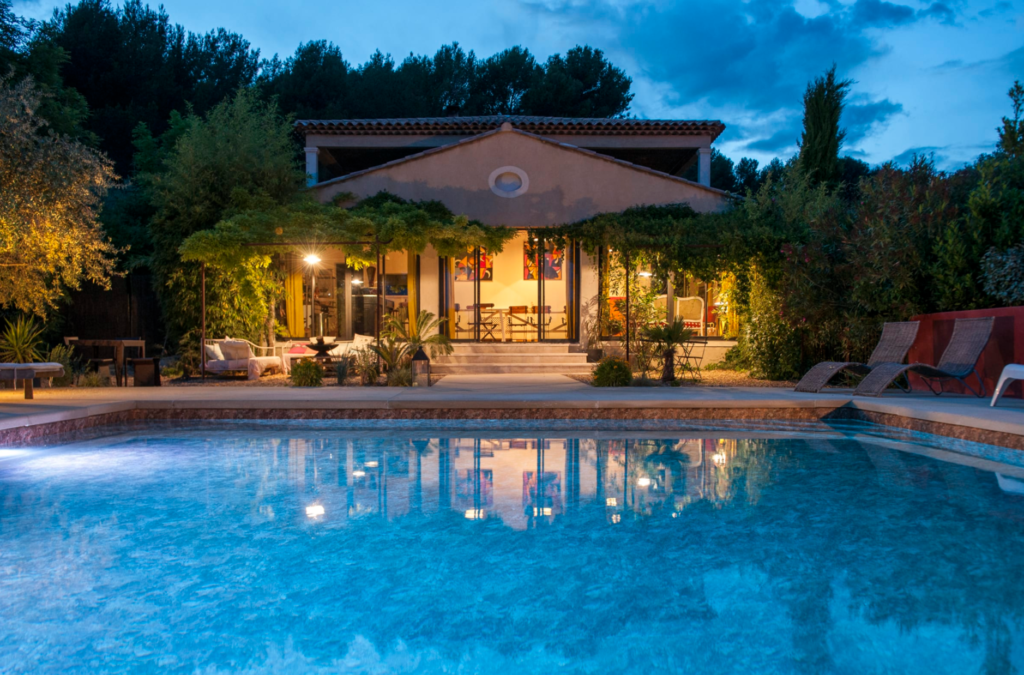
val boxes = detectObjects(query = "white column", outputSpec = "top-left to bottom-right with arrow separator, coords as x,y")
304,147 -> 320,187
697,147 -> 712,187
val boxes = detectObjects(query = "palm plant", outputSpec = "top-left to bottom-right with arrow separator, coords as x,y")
0,316 -> 43,364
642,319 -> 694,383
385,311 -> 453,360
369,332 -> 412,373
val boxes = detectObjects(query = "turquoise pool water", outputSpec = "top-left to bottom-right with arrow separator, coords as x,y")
1,421 -> 1023,674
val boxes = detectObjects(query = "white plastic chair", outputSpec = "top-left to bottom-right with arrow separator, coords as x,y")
990,364 -> 1024,407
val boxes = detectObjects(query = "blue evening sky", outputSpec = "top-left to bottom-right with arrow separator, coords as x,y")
15,0 -> 1024,169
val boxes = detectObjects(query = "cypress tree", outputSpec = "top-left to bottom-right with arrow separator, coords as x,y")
798,65 -> 852,185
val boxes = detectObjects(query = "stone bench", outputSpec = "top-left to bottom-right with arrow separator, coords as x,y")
0,362 -> 66,399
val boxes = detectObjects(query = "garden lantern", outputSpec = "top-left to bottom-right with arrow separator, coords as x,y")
411,347 -> 430,387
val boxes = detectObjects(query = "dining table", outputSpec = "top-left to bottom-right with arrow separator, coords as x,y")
67,338 -> 146,387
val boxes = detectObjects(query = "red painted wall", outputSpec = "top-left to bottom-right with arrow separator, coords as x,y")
908,306 -> 1024,397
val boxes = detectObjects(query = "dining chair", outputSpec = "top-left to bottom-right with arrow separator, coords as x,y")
507,306 -> 531,342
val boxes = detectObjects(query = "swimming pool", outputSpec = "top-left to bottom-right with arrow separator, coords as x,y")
1,421 -> 1023,673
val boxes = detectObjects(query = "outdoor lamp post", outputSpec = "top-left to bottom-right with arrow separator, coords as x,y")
411,347 -> 431,387
304,253 -> 322,337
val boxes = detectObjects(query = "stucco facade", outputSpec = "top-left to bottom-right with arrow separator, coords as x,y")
309,125 -> 730,225
289,116 -> 730,356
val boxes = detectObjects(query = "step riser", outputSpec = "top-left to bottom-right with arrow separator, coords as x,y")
448,344 -> 577,354
436,355 -> 590,365
433,364 -> 594,375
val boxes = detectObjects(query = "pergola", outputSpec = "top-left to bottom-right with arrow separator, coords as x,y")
199,238 -> 388,380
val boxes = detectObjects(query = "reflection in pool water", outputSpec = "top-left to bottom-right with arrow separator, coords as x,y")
1,423 -> 1023,674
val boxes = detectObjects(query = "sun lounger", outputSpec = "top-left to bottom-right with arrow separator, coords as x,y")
854,317 -> 994,397
0,362 -> 66,399
794,321 -> 919,393
990,363 -> 1024,407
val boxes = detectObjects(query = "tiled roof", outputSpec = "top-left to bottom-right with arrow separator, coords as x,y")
295,115 -> 725,140
309,126 -> 734,199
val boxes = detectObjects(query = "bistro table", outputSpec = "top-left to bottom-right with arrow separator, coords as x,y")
67,338 -> 145,387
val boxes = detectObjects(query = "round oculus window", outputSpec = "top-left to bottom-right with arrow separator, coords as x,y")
489,166 -> 529,198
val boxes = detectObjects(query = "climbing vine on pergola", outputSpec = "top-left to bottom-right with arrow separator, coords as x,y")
178,192 -> 516,375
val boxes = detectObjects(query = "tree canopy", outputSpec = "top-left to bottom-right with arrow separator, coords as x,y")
260,42 -> 633,120
0,75 -> 117,316
139,88 -> 303,342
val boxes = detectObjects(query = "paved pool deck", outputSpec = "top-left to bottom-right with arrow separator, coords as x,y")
1,374 -> 1022,448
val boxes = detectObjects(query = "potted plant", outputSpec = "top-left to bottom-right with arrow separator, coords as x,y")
579,296 -> 604,362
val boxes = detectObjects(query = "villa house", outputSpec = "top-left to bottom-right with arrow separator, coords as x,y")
287,115 -> 733,373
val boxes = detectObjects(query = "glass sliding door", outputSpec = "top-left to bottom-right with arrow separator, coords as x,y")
441,231 -> 579,342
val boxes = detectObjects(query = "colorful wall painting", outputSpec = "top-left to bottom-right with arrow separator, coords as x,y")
524,241 -> 563,281
454,247 -> 493,281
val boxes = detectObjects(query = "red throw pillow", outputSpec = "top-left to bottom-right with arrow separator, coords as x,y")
288,344 -> 311,354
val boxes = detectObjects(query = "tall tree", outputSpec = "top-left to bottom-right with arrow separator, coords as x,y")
736,157 -> 761,194
798,65 -> 852,185
0,75 -> 117,316
140,88 -> 302,343
474,46 -> 542,115
526,46 -> 633,117
45,0 -> 259,172
259,40 -> 350,119
428,42 -> 475,115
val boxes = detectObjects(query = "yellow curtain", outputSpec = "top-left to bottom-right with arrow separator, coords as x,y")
407,251 -> 418,331
285,269 -> 304,337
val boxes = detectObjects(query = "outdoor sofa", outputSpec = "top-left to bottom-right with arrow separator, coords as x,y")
204,339 -> 284,380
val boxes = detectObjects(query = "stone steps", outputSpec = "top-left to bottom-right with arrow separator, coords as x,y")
432,343 -> 593,375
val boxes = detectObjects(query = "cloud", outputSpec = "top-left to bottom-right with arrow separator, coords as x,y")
978,1 -> 1013,18
843,98 -> 904,145
930,45 -> 1024,72
921,2 -> 959,25
746,128 -> 802,153
850,0 -> 916,27
893,145 -> 948,165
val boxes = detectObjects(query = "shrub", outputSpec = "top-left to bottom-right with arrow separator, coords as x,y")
161,362 -> 184,379
352,347 -> 381,386
745,270 -> 800,380
46,344 -> 76,386
78,371 -> 110,388
290,358 -> 324,387
630,376 -> 662,387
334,357 -> 352,384
0,316 -> 43,363
982,245 -> 1024,305
592,357 -> 632,387
387,365 -> 413,387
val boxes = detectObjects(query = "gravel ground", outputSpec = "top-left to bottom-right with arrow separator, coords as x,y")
164,373 -> 446,387
570,369 -> 796,388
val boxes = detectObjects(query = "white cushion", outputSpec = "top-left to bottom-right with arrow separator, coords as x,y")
204,343 -> 225,361
353,334 -> 375,347
220,340 -> 252,361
